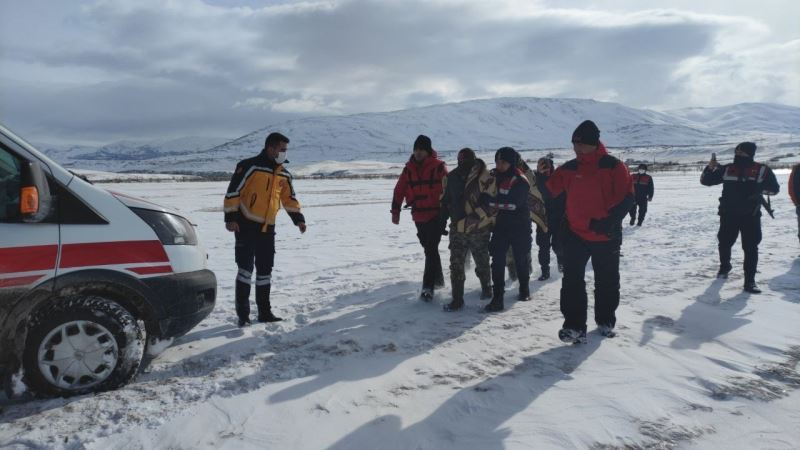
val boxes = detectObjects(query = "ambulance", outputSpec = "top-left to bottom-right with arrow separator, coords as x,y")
0,124 -> 216,396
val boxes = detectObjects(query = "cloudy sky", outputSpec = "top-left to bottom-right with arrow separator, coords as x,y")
1,0 -> 798,145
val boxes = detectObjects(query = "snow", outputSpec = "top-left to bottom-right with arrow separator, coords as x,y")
1,172 -> 799,449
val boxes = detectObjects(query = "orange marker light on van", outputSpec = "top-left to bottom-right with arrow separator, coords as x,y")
20,186 -> 39,215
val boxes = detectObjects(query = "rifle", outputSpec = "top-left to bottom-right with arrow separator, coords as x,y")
760,195 -> 775,219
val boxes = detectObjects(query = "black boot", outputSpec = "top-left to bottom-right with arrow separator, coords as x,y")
743,283 -> 761,294
485,285 -> 504,312
517,281 -> 531,301
484,296 -> 504,312
444,281 -> 465,312
420,287 -> 434,302
480,282 -> 493,300
235,279 -> 252,326
255,283 -> 281,323
717,263 -> 732,278
537,266 -> 550,281
744,274 -> 761,294
258,311 -> 283,322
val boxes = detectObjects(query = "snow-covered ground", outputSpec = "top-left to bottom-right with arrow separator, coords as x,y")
1,172 -> 799,449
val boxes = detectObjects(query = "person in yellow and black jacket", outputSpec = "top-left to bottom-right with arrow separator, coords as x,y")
224,132 -> 307,327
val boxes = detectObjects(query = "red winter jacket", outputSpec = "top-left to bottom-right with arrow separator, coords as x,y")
545,142 -> 634,242
392,151 -> 448,223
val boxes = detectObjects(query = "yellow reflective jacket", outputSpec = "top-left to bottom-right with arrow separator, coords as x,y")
223,154 -> 304,232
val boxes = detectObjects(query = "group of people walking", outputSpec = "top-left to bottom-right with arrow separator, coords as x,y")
223,121 -> 798,344
390,120 -> 640,343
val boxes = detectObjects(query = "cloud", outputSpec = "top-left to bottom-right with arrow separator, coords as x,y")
0,0 -> 798,144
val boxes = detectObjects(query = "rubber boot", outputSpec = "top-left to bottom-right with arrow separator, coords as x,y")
484,285 -> 504,312
444,280 -> 465,311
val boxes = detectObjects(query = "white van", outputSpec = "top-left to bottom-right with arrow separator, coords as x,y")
0,124 -> 216,397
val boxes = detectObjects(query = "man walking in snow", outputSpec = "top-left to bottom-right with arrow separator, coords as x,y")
629,163 -> 654,226
505,154 -> 548,282
539,120 -> 634,343
481,147 -> 533,312
224,132 -> 307,327
701,142 -> 780,293
790,163 -> 799,244
391,135 -> 448,301
439,148 -> 494,311
535,156 -> 565,278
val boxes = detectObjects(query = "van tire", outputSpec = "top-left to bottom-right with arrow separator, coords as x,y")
22,296 -> 145,397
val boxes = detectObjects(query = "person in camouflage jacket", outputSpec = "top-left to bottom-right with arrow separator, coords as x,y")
440,148 -> 494,311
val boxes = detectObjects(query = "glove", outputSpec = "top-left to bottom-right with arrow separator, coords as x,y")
440,218 -> 449,236
391,211 -> 400,224
589,217 -> 613,237
648,197 -> 653,202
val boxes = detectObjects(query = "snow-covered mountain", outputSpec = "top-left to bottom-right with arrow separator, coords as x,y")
37,136 -> 230,171
38,98 -> 800,174
668,103 -> 800,135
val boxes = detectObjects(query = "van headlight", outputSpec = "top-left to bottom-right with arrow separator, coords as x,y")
131,208 -> 198,245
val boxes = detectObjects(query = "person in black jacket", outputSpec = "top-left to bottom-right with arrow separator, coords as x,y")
629,163 -> 654,226
700,142 -> 780,293
481,147 -> 532,312
790,163 -> 799,244
535,157 -> 565,277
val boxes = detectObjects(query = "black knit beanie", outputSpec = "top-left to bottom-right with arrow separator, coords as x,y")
414,135 -> 433,154
572,120 -> 600,146
736,142 -> 757,157
495,147 -> 518,166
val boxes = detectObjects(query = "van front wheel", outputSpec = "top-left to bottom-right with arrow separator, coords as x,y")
23,296 -> 145,396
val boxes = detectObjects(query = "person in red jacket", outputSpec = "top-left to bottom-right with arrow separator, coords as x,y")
791,163 -> 799,244
629,163 -> 654,226
540,120 -> 634,344
391,135 -> 448,301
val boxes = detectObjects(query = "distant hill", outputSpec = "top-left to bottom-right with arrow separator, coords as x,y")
38,98 -> 800,173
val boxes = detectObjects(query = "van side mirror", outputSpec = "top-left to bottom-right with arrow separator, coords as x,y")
20,161 -> 52,222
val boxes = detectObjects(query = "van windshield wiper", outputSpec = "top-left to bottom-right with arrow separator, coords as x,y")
69,169 -> 93,184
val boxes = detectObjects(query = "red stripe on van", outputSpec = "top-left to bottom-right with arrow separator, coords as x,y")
0,275 -> 44,288
127,265 -> 173,275
59,240 -> 169,268
0,245 -> 58,273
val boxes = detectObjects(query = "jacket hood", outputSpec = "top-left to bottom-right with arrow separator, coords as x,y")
406,150 -> 442,168
576,141 -> 608,164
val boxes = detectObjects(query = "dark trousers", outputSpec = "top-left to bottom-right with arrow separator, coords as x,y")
491,226 -> 532,297
560,229 -> 621,332
235,226 -> 275,320
535,223 -> 563,269
629,198 -> 648,224
718,214 -> 762,283
416,219 -> 443,290
796,206 -> 800,243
